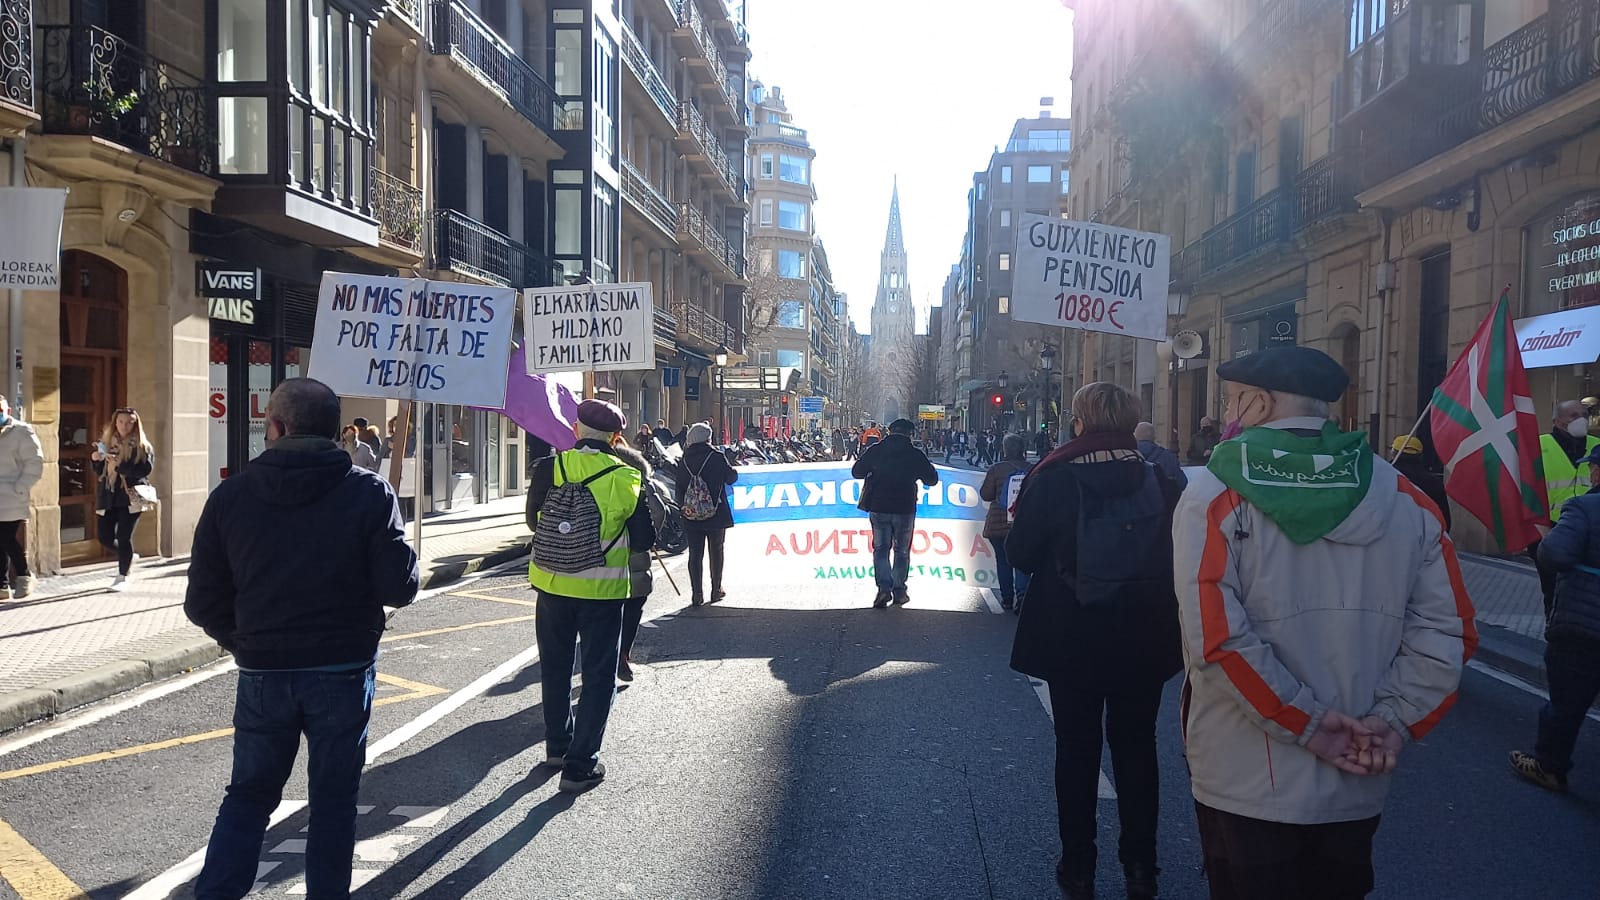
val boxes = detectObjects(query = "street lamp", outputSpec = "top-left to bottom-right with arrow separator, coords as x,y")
996,370 -> 1010,430
1039,343 -> 1059,433
715,347 -> 729,444
1166,286 -> 1193,451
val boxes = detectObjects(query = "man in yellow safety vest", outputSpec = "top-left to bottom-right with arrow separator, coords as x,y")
527,399 -> 656,793
1535,399 -> 1600,617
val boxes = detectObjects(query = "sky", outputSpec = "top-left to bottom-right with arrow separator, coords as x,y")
744,0 -> 1075,334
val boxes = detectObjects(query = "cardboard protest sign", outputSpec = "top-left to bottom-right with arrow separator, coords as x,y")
523,282 -> 657,374
307,272 -> 517,408
1012,213 -> 1172,342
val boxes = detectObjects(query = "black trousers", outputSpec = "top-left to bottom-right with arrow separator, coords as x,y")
0,519 -> 29,586
686,526 -> 726,599
97,507 -> 141,575
1195,801 -> 1381,900
620,596 -> 647,659
1528,539 -> 1558,619
1047,678 -> 1165,874
1534,635 -> 1600,776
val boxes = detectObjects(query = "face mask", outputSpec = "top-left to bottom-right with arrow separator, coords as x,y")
1568,418 -> 1590,438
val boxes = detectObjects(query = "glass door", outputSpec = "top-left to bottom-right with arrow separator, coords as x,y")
59,355 -> 112,561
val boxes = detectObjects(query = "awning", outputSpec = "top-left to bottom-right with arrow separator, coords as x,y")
1514,307 -> 1600,369
676,345 -> 714,369
957,378 -> 992,392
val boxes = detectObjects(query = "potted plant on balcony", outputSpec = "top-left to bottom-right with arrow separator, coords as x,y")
70,81 -> 139,132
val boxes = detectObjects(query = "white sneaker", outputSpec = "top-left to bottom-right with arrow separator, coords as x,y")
109,575 -> 127,592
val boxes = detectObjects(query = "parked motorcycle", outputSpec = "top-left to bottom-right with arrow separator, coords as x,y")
644,438 -> 688,556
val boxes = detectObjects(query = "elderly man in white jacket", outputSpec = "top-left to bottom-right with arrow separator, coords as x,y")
1173,346 -> 1474,900
0,396 -> 44,599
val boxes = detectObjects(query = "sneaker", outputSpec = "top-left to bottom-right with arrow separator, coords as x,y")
690,594 -> 705,607
1510,750 -> 1568,792
893,589 -> 911,606
712,589 -> 727,603
558,761 -> 606,794
872,590 -> 891,609
1055,861 -> 1094,900
616,655 -> 634,683
11,576 -> 31,599
109,575 -> 127,592
1124,862 -> 1159,899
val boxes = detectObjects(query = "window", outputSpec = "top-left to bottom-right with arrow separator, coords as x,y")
998,295 -> 1009,315
999,253 -> 1010,271
1060,169 -> 1071,196
778,249 -> 807,279
554,26 -> 584,129
777,301 -> 805,329
759,198 -> 774,226
778,200 -> 808,231
758,350 -> 773,365
1028,165 -> 1052,183
999,210 -> 1011,227
760,153 -> 774,179
1000,166 -> 1012,184
276,0 -> 371,197
777,350 -> 804,368
779,155 -> 809,184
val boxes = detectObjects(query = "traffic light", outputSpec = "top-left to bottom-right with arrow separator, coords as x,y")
991,393 -> 1004,408
780,395 -> 790,410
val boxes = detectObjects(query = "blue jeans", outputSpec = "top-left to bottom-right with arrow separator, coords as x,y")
1535,636 -> 1600,776
535,593 -> 624,774
989,537 -> 1032,603
870,512 -> 916,592
196,664 -> 376,900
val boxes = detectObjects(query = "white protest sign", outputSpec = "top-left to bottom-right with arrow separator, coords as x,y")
307,272 -> 517,408
522,282 -> 657,374
1012,213 -> 1172,342
0,188 -> 68,289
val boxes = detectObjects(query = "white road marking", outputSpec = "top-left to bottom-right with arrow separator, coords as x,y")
124,801 -> 308,900
268,839 -> 306,855
287,869 -> 379,894
1028,678 -> 1117,800
389,805 -> 450,828
247,861 -> 281,895
0,660 -> 238,758
354,834 -> 418,863
299,805 -> 374,832
1467,659 -> 1600,724
979,587 -> 1004,615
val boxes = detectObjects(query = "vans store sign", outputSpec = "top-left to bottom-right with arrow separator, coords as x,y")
197,263 -> 260,325
0,188 -> 68,290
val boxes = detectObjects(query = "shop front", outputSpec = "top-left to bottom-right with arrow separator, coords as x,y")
1517,191 -> 1600,416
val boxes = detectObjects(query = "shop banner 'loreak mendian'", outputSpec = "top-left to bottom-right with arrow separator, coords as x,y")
0,187 -> 68,289
722,463 -> 1000,588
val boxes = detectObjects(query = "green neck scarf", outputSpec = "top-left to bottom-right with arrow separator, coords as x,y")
1206,421 -> 1374,544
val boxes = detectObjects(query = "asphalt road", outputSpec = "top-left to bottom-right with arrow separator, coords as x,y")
0,557 -> 1597,899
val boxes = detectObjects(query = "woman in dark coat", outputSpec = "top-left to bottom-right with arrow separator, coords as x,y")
1007,382 -> 1183,900
675,422 -> 738,605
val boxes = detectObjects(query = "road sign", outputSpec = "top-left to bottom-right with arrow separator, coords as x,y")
918,404 -> 945,421
797,396 -> 824,414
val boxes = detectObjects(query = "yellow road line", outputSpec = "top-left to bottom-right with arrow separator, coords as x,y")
0,674 -> 444,783
0,815 -> 89,899
447,588 -> 539,607
380,613 -> 538,642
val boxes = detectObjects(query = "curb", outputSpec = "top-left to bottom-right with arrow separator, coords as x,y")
1472,623 -> 1549,690
0,542 -> 532,735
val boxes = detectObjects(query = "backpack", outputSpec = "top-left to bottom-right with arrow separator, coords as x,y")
681,453 -> 720,521
532,454 -> 627,574
1069,465 -> 1170,607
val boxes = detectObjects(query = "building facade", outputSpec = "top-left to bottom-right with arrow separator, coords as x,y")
868,182 -> 916,423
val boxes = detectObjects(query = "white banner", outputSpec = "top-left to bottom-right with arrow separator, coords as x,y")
1012,213 -> 1172,342
522,282 -> 657,374
307,272 -> 517,408
0,188 -> 68,289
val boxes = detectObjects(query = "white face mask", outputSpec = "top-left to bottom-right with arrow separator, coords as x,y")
1569,418 -> 1590,439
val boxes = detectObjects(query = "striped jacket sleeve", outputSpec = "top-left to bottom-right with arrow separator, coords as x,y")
1368,480 -> 1477,742
1173,482 -> 1328,745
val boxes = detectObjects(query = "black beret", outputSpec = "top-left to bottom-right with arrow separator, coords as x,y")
576,398 -> 627,433
1216,346 -> 1349,402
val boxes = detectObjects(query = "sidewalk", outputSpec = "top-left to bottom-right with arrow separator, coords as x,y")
0,495 -> 532,732
1458,551 -> 1551,686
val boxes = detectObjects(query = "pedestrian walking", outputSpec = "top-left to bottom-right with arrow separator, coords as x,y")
91,406 -> 154,592
979,433 -> 1032,612
852,418 -> 938,608
527,399 -> 656,793
1511,442 -> 1600,792
653,418 -> 676,446
1186,416 -> 1219,465
185,378 -> 419,900
832,427 -> 847,461
351,416 -> 382,460
1134,421 -> 1187,488
1172,347 -> 1473,900
1390,436 -> 1450,532
0,396 -> 43,600
615,438 -> 661,683
340,424 -> 379,471
676,423 -> 738,606
1007,383 -> 1183,900
1533,399 -> 1598,617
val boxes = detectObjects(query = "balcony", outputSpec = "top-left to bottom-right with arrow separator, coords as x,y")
677,203 -> 746,280
429,0 -> 558,140
620,22 -> 676,126
653,307 -> 677,348
621,159 -> 679,240
0,0 -> 35,136
352,166 -> 424,266
673,0 -> 742,121
675,102 -> 743,203
35,23 -> 215,188
388,0 -> 425,32
433,208 -> 561,289
675,298 -> 733,350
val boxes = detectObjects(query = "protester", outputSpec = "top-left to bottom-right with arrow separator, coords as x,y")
351,416 -> 382,460
832,427 -> 847,460
1134,421 -> 1186,488
852,418 -> 938,608
1187,416 -> 1219,465
1390,435 -> 1450,531
1172,346 -> 1473,900
979,433 -> 1033,612
1535,400 -> 1599,617
340,424 -> 379,472
1007,383 -> 1182,900
676,423 -> 738,606
859,421 -> 884,452
653,419 -> 676,446
91,407 -> 154,591
1511,442 -> 1600,792
527,399 -> 655,793
185,378 -> 418,900
0,396 -> 43,600
1035,425 -> 1053,458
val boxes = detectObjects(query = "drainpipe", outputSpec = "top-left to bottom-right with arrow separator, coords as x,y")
1374,211 -> 1396,439
9,137 -> 24,417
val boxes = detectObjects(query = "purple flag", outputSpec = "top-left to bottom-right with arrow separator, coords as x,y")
474,344 -> 578,450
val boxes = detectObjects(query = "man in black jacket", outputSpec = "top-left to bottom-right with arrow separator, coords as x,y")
852,418 -> 938,608
186,378 -> 418,900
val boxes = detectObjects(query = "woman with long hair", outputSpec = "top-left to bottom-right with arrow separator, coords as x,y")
91,406 -> 154,591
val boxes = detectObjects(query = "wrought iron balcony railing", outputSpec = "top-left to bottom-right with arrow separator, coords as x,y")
675,298 -> 732,349
678,203 -> 745,279
2,0 -> 33,112
677,102 -> 741,197
433,208 -> 561,289
620,22 -> 676,123
388,0 -> 425,30
621,159 -> 679,237
429,0 -> 556,136
675,0 -> 741,115
36,24 -> 214,174
653,307 -> 677,346
372,167 -> 423,251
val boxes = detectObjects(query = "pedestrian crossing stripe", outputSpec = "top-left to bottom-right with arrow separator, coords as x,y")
264,805 -> 451,895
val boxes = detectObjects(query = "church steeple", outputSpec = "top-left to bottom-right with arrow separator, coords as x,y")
884,176 -> 904,256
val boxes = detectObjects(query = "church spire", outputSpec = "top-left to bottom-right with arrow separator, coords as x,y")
884,177 -> 904,256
